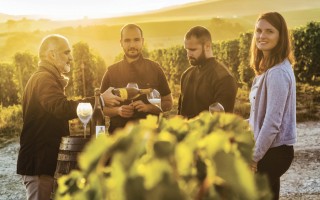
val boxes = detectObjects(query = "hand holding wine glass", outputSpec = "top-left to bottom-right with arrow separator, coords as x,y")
76,103 -> 93,138
126,82 -> 139,102
209,102 -> 224,114
147,89 -> 162,111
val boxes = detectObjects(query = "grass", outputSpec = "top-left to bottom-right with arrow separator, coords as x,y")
296,83 -> 320,122
0,105 -> 22,148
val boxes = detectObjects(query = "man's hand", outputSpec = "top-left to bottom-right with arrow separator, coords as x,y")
130,100 -> 151,113
101,87 -> 123,107
118,105 -> 134,118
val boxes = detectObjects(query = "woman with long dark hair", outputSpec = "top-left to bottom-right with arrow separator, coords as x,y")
248,12 -> 296,200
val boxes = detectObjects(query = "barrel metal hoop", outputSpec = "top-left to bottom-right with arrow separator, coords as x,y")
57,153 -> 78,161
59,143 -> 85,151
61,136 -> 90,144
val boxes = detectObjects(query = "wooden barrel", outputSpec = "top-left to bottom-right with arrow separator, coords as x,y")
51,136 -> 90,199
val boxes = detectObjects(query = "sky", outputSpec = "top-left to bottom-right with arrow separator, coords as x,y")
0,0 -> 203,20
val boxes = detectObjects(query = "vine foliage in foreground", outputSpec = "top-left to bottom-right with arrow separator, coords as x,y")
55,112 -> 271,200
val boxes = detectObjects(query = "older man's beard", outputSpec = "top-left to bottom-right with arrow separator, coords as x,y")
188,50 -> 206,66
63,64 -> 71,73
55,59 -> 71,74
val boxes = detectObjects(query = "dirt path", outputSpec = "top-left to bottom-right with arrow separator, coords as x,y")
0,140 -> 25,200
280,121 -> 320,199
0,121 -> 319,200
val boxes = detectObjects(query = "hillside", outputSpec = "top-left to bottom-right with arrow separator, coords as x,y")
1,0 -> 320,31
0,0 -> 320,65
99,0 -> 320,26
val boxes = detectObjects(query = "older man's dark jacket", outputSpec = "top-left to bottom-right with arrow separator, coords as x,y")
17,61 -> 82,176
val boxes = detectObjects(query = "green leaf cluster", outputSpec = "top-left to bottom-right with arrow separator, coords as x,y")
292,21 -> 320,84
0,63 -> 19,106
55,112 -> 271,200
0,104 -> 22,138
71,42 -> 107,97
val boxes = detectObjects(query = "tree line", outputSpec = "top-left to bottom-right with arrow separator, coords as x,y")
0,21 -> 319,107
151,21 -> 320,89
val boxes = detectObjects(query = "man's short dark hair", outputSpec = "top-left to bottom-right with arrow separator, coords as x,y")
185,26 -> 212,45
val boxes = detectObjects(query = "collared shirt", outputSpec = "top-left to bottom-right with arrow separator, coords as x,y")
178,57 -> 238,118
100,55 -> 171,133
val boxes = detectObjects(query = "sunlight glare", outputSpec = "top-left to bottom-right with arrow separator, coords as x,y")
0,0 -> 202,20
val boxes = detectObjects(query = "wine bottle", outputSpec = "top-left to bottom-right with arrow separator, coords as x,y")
112,87 -> 153,100
90,88 -> 106,138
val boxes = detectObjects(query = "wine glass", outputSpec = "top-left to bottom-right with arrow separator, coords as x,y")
126,82 -> 139,102
209,102 -> 224,114
147,89 -> 162,111
126,82 -> 139,89
76,103 -> 93,138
